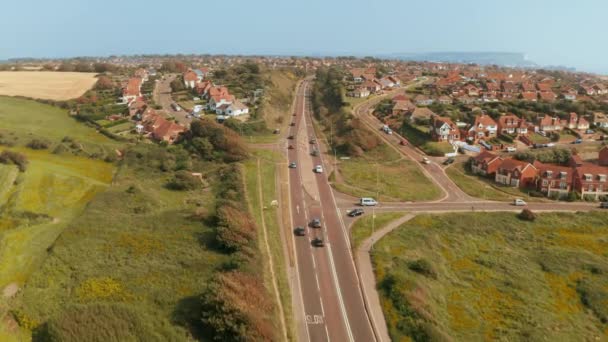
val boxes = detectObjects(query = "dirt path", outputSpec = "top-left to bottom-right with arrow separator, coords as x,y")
254,158 -> 289,341
355,213 -> 416,342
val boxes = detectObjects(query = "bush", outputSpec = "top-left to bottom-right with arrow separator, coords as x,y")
407,259 -> 437,279
0,150 -> 28,171
27,139 -> 50,150
518,209 -> 536,221
167,170 -> 199,191
567,191 -> 580,202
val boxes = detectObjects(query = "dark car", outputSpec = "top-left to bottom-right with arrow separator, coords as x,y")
290,122 -> 295,126
347,209 -> 364,217
293,112 -> 297,116
600,202 -> 608,209
294,226 -> 306,236
311,237 -> 325,247
443,158 -> 455,165
288,145 -> 294,150
287,135 -> 294,140
572,138 -> 582,144
309,138 -> 316,144
289,162 -> 297,168
310,218 -> 321,228
311,149 -> 319,157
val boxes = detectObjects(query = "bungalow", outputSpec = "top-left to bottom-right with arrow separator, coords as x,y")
468,114 -> 498,141
142,111 -> 185,144
497,114 -> 527,135
392,100 -> 416,115
408,107 -> 436,123
414,94 -> 434,106
224,100 -> 249,117
593,112 -> 608,128
534,162 -> 573,197
430,116 -> 460,142
495,158 -> 537,188
470,150 -> 503,176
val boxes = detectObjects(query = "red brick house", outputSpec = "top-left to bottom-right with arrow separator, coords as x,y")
468,114 -> 498,141
470,151 -> 503,176
534,162 -> 573,197
497,114 -> 528,136
573,163 -> 608,199
430,116 -> 460,142
599,146 -> 608,166
494,158 -> 537,188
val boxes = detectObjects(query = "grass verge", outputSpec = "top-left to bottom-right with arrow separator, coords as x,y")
350,212 -> 404,249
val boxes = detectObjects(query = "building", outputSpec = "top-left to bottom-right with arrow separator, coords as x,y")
538,115 -> 563,132
470,151 -> 503,176
495,158 -> 537,188
408,107 -> 435,123
468,114 -> 498,141
600,146 -> 608,166
497,114 -> 528,135
430,116 -> 460,142
348,87 -> 370,98
573,164 -> 608,199
593,112 -> 608,128
122,77 -> 142,104
535,162 -> 573,198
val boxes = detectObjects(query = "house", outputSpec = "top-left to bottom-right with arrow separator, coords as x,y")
537,83 -> 553,92
572,163 -> 608,199
565,112 -> 589,130
456,94 -> 475,104
392,100 -> 416,115
134,68 -> 149,82
122,77 -> 142,104
521,82 -> 536,92
408,107 -> 436,123
224,100 -> 249,117
497,114 -> 527,135
470,151 -> 503,176
209,93 -> 235,111
534,162 -> 573,197
430,116 -> 460,142
438,95 -> 452,105
581,84 -> 596,96
593,112 -> 608,128
521,91 -> 538,102
562,87 -> 578,101
468,114 -> 498,141
378,77 -> 395,89
594,84 -> 608,95
349,87 -> 371,98
141,112 -> 185,144
539,91 -> 557,102
414,94 -> 434,106
599,146 -> 608,166
195,81 -> 212,95
362,80 -> 381,93
463,84 -> 480,97
392,94 -> 410,102
183,70 -> 198,89
495,158 -> 537,188
387,76 -> 401,86
538,115 -> 563,132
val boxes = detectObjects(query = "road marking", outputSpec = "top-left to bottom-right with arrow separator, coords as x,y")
296,205 -> 300,214
306,314 -> 325,325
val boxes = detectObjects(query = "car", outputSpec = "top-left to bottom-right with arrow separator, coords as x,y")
309,139 -> 316,144
546,143 -> 555,147
293,112 -> 297,116
505,146 -> 517,152
290,122 -> 295,126
347,208 -> 364,217
287,135 -> 294,140
600,202 -> 608,209
294,226 -> 306,236
400,139 -> 408,146
311,237 -> 325,247
289,162 -> 297,168
442,158 -> 455,165
311,149 -> 319,157
310,218 -> 321,228
360,197 -> 378,206
572,138 -> 582,144
314,165 -> 323,173
513,198 -> 527,206
586,129 -> 595,134
273,129 -> 280,134
422,157 -> 431,164
288,145 -> 294,150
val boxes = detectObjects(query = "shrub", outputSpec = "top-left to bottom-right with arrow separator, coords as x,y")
167,170 -> 199,191
26,139 -> 50,150
215,204 -> 256,252
0,150 -> 28,171
567,191 -> 580,202
407,259 -> 437,279
518,208 -> 536,221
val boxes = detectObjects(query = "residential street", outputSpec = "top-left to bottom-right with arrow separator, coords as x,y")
152,73 -> 192,126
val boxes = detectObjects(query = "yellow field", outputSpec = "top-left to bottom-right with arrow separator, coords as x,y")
0,71 -> 97,100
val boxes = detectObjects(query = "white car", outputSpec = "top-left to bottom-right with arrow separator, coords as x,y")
314,165 -> 323,173
513,198 -> 527,206
422,157 -> 431,164
360,197 -> 378,206
505,146 -> 517,152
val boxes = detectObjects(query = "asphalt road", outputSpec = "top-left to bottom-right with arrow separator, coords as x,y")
287,81 -> 376,342
152,74 -> 193,126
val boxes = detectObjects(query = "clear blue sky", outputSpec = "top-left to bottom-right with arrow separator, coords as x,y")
1,0 -> 607,73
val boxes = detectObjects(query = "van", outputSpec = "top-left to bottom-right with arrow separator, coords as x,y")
360,197 -> 378,206
513,198 -> 527,206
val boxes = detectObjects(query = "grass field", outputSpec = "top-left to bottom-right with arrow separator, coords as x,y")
0,71 -> 97,100
0,97 -> 121,155
399,123 -> 455,156
18,145 -> 227,339
334,144 -> 441,201
243,150 -> 293,340
373,212 -> 608,341
350,212 -> 404,248
446,161 -> 546,202
528,132 -> 551,144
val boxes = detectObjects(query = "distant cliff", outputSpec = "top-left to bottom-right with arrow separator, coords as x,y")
385,52 -> 537,68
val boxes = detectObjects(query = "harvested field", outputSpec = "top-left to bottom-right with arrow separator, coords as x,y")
0,71 -> 97,100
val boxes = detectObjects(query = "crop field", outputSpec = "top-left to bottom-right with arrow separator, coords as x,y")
0,71 -> 97,100
373,212 -> 608,341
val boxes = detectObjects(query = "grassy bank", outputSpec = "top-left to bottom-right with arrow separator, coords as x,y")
350,212 -> 404,249
373,212 -> 608,341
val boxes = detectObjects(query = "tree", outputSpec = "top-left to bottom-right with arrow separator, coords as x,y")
94,76 -> 114,90
166,170 -> 199,191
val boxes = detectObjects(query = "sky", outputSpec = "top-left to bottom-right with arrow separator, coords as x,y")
1,0 -> 607,73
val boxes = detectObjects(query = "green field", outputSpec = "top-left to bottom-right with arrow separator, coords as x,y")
334,144 -> 441,201
398,123 -> 454,156
350,212 -> 404,248
373,212 -> 608,341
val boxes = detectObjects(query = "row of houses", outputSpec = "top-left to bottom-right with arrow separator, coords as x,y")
182,69 -> 250,117
346,68 -> 401,98
470,148 -> 608,199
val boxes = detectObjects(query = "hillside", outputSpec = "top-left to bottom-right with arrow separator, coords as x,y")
373,212 -> 608,341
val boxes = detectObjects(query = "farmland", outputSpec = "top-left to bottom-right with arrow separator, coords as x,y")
373,212 -> 608,341
0,71 -> 97,100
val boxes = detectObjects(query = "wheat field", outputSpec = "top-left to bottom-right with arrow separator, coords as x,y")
0,71 -> 97,100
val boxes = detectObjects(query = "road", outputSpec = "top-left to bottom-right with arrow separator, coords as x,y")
287,81 -> 376,342
152,73 -> 193,125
